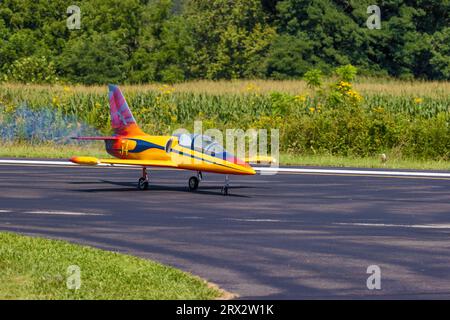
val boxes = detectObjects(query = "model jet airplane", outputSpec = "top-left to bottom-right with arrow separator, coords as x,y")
71,85 -> 264,195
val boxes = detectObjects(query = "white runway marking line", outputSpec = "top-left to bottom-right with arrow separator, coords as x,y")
224,218 -> 283,223
335,222 -> 450,230
0,210 -> 12,213
25,210 -> 104,216
255,167 -> 450,178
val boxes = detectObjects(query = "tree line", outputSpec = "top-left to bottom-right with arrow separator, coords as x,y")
0,0 -> 449,84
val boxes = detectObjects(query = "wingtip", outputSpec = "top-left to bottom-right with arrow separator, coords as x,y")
70,156 -> 99,165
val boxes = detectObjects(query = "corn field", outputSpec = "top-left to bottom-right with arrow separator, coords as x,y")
0,81 -> 449,160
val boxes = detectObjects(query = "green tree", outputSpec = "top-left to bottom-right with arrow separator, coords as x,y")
58,33 -> 127,84
0,0 -> 449,82
273,0 -> 369,74
184,0 -> 276,79
428,27 -> 450,80
127,0 -> 194,83
265,33 -> 315,79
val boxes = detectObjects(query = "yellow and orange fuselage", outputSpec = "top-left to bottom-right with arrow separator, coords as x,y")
73,134 -> 256,175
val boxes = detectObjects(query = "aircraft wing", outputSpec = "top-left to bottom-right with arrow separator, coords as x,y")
70,156 -> 178,168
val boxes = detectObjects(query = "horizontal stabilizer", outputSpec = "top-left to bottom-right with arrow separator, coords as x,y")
71,136 -> 120,141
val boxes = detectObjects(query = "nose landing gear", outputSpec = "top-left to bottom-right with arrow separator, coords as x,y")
138,167 -> 149,190
221,175 -> 230,196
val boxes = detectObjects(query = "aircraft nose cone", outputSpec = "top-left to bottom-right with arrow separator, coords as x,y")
225,153 -> 256,175
241,161 -> 256,175
246,165 -> 256,175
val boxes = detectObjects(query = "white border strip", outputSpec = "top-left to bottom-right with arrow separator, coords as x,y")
335,222 -> 450,229
0,159 -> 74,166
0,159 -> 448,178
254,167 -> 450,178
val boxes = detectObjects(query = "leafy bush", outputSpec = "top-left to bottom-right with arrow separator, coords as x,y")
335,65 -> 358,82
5,56 -> 57,84
303,69 -> 323,89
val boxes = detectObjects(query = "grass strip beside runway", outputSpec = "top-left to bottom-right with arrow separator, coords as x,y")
0,142 -> 448,171
0,232 -> 222,300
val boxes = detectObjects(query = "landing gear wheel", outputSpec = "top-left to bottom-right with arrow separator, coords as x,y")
138,167 -> 149,190
221,186 -> 229,196
221,174 -> 230,196
138,177 -> 149,190
188,176 -> 199,191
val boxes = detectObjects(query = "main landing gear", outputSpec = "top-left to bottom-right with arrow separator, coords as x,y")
138,167 -> 149,190
188,171 -> 202,191
137,168 -> 230,195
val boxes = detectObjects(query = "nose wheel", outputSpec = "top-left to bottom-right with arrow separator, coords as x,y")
221,175 -> 230,196
221,186 -> 229,195
138,167 -> 149,190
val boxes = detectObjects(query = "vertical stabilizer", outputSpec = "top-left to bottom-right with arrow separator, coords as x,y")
108,84 -> 144,136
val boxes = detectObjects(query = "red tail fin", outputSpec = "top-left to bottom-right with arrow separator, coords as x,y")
108,84 -> 144,136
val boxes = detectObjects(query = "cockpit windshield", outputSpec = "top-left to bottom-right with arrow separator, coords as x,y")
176,134 -> 225,156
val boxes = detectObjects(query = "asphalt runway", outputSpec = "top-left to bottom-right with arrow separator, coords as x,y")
1,163 -> 450,299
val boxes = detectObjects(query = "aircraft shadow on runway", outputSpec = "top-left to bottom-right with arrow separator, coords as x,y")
70,180 -> 252,198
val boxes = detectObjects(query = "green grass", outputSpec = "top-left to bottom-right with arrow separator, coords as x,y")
0,142 -> 448,170
280,153 -> 450,171
0,232 -> 223,300
0,141 -> 109,159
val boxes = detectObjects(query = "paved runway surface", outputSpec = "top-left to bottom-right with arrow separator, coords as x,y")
1,163 -> 450,299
